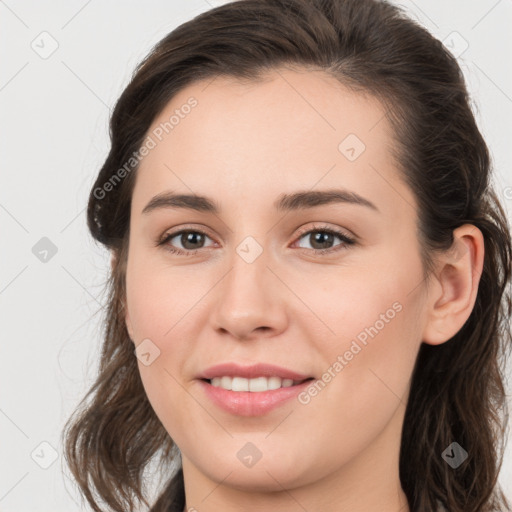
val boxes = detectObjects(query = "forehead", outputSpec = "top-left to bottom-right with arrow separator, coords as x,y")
132,67 -> 414,220
145,67 -> 391,152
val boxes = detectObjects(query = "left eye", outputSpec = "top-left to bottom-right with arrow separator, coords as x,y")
294,228 -> 355,251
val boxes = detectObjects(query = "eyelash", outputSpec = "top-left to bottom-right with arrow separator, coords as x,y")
157,223 -> 356,257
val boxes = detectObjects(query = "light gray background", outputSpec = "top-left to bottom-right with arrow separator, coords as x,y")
1,1 -> 511,510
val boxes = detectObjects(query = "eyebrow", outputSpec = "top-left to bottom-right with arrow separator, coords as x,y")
141,188 -> 379,215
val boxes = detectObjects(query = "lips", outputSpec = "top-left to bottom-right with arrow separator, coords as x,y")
196,362 -> 313,382
195,363 -> 315,416
198,378 -> 314,416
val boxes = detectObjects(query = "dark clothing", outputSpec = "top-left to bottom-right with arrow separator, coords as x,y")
149,468 -> 185,512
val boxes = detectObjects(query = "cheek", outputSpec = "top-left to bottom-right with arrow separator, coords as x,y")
292,279 -> 422,460
125,255 -> 212,416
125,253 -> 207,340
294,251 -> 424,396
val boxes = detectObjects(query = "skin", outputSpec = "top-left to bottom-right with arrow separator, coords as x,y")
120,67 -> 484,512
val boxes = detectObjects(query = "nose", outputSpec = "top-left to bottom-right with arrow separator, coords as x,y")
210,248 -> 288,341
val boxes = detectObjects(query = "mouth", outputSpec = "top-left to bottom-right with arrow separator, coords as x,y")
196,362 -> 316,413
200,376 -> 315,392
198,376 -> 316,416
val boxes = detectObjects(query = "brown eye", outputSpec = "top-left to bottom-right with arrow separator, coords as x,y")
158,229 -> 215,256
175,231 -> 206,250
294,226 -> 355,253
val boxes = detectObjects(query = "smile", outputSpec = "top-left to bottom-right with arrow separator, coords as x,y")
206,376 -> 312,392
198,378 -> 315,416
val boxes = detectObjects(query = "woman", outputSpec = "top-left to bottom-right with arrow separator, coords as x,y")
63,0 -> 512,511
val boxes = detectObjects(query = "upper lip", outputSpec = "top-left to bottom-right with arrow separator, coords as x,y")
197,362 -> 313,381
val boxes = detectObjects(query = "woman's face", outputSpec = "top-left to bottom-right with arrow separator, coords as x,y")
124,68 -> 429,498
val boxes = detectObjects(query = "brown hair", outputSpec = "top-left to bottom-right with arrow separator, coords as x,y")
62,0 -> 512,510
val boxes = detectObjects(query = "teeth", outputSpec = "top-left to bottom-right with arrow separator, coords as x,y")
209,376 -> 299,392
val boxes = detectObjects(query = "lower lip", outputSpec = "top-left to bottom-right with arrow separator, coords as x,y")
197,379 -> 314,416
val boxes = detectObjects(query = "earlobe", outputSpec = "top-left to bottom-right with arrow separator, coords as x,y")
422,224 -> 485,345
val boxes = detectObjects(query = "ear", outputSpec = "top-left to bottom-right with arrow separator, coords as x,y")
422,224 -> 485,345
